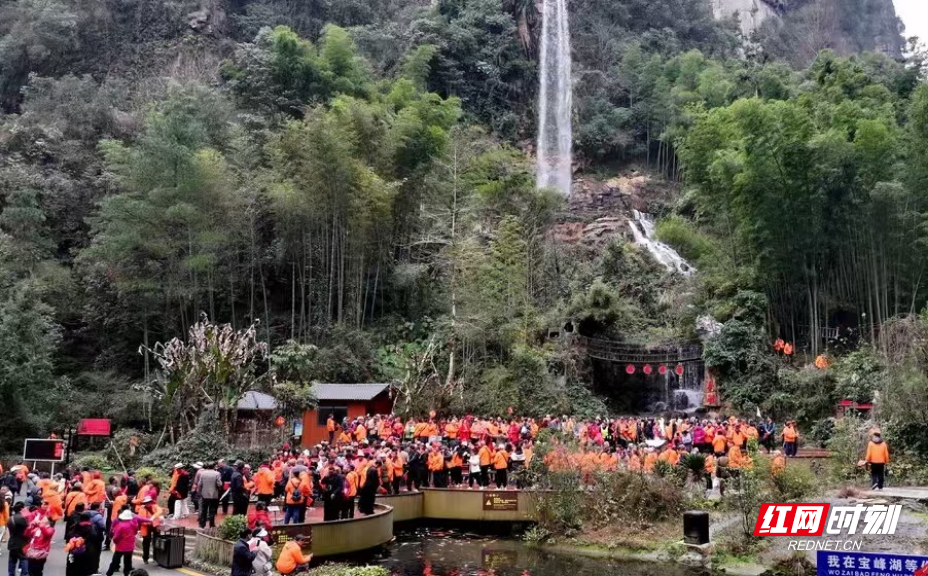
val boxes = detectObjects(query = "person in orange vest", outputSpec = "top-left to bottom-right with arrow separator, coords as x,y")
427,447 -> 445,488
413,420 -> 428,441
354,421 -> 367,442
36,472 -> 64,525
643,448 -> 658,473
254,462 -> 276,506
703,453 -> 715,491
283,473 -> 307,525
65,482 -> 87,517
137,496 -> 163,564
658,444 -> 680,466
343,465 -> 359,519
445,419 -> 460,444
865,431 -> 889,490
492,444 -> 509,488
712,432 -> 727,457
782,421 -> 798,457
378,418 -> 391,441
425,419 -> 439,440
84,470 -> 106,505
477,441 -> 493,488
391,452 -> 404,495
276,533 -> 312,574
727,443 -> 752,470
326,414 -> 337,443
448,448 -> 464,487
770,450 -> 786,476
731,426 -> 746,451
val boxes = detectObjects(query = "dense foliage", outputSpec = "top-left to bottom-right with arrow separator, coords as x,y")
0,0 -> 925,458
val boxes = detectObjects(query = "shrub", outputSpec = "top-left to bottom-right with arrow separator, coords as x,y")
591,472 -> 686,526
654,216 -> 715,263
726,468 -> 765,541
653,459 -> 673,479
535,468 -> 686,538
533,470 -> 585,536
229,446 -> 275,467
111,428 -> 154,468
769,464 -> 817,501
142,414 -> 233,471
216,514 -> 248,541
681,452 -> 706,482
825,415 -> 869,482
133,466 -> 170,488
74,453 -> 111,471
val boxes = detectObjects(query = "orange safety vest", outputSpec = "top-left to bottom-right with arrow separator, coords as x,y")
345,471 -> 359,498
493,451 -> 509,470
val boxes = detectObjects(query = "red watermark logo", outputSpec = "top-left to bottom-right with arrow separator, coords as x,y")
754,503 -> 830,536
753,503 -> 902,538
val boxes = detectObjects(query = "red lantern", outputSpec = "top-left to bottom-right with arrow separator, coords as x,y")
675,364 -> 684,376
643,364 -> 652,375
626,364 -> 635,374
274,416 -> 285,427
658,365 -> 667,375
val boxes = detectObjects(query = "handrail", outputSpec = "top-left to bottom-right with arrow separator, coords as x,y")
573,335 -> 703,364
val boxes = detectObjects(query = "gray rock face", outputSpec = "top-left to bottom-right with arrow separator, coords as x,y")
710,0 -> 779,35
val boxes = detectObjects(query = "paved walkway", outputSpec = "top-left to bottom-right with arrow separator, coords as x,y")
4,523 -> 205,576
861,486 -> 928,500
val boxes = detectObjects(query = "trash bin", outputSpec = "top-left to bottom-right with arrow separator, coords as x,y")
153,528 -> 186,569
683,510 -> 710,545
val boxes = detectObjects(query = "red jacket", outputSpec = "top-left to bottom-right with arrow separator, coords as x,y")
27,524 -> 55,555
111,517 -> 151,553
459,421 -> 471,441
247,510 -> 271,530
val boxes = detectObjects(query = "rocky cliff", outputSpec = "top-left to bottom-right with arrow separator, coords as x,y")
711,0 -> 778,36
712,0 -> 905,61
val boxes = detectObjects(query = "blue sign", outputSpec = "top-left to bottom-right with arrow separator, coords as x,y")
817,551 -> 928,576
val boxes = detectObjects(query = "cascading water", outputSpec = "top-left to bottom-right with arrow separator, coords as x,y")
536,0 -> 572,196
628,210 -> 696,276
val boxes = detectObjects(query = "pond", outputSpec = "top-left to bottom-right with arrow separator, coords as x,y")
376,527 -> 706,576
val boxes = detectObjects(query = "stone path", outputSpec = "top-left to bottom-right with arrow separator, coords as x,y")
3,523 -> 206,576
861,487 -> 928,500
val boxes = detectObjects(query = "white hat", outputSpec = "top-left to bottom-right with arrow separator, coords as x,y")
255,528 -> 268,538
192,462 -> 203,469
118,510 -> 134,521
174,463 -> 185,469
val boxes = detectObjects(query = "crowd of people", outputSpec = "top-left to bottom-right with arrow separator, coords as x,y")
184,413 -> 808,531
0,461 -> 171,576
0,412 -> 891,576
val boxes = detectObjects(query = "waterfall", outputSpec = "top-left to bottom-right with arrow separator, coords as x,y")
536,0 -> 572,196
628,210 -> 696,276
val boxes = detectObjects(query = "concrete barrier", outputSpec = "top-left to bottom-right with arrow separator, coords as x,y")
194,491 -> 540,566
419,488 -> 537,522
192,503 -> 395,562
310,503 -> 395,557
378,491 -> 424,522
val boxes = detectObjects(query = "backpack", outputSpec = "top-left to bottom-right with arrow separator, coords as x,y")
287,481 -> 303,504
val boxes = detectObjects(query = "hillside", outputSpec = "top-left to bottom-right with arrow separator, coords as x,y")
713,0 -> 905,61
0,0 -> 926,454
